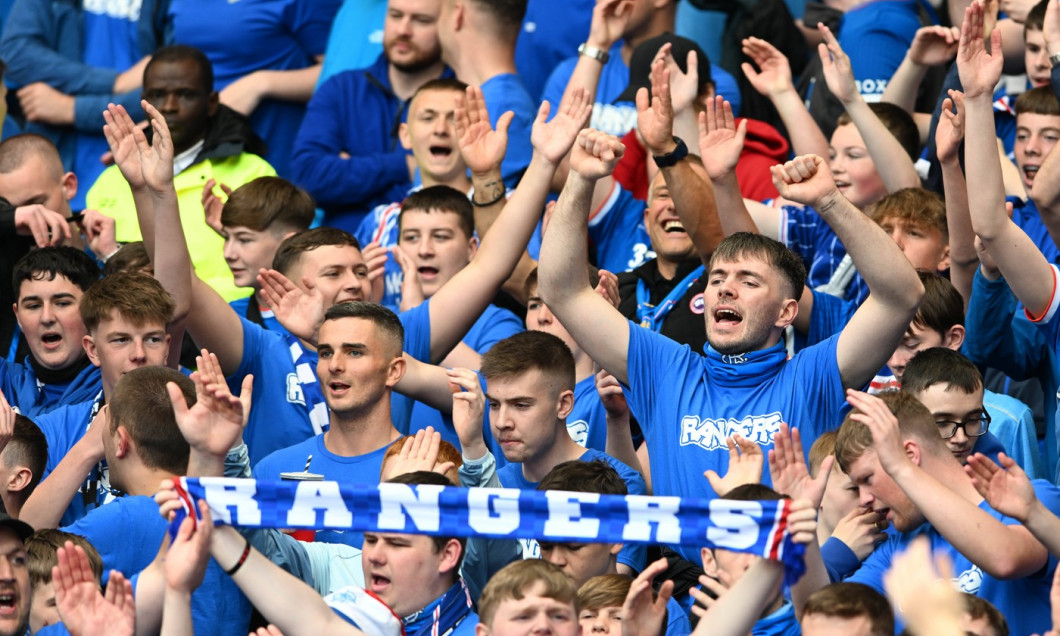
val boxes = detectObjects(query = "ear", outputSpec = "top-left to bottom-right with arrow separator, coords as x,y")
453,1 -> 465,29
475,625 -> 492,636
386,354 -> 407,387
438,537 -> 463,574
114,426 -> 132,459
775,297 -> 799,329
83,334 -> 101,368
608,542 -> 622,557
700,546 -> 718,575
61,171 -> 78,202
904,439 -> 922,466
937,243 -> 951,273
399,122 -> 412,151
207,90 -> 220,118
163,333 -> 172,361
467,234 -> 479,261
556,388 -> 574,419
6,467 -> 31,494
941,324 -> 964,350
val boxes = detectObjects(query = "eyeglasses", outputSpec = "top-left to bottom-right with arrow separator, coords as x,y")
935,412 -> 991,439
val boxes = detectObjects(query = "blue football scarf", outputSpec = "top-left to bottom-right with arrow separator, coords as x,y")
283,333 -> 329,434
704,340 -> 789,389
636,265 -> 704,332
404,581 -> 474,636
170,478 -> 807,584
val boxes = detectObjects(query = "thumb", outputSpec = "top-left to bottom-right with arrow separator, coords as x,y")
167,381 -> 190,421
704,470 -> 725,495
734,118 -> 748,145
495,110 -> 515,136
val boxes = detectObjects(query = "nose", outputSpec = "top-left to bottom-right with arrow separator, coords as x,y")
829,154 -> 846,175
418,235 -> 435,257
887,349 -> 910,378
888,227 -> 904,249
1027,134 -> 1045,156
859,488 -> 874,508
592,616 -> 610,633
160,91 -> 179,113
950,426 -> 969,446
535,303 -> 554,326
40,302 -> 56,325
130,338 -> 147,363
543,549 -> 565,568
1036,49 -> 1050,70
223,237 -> 237,262
343,270 -> 364,298
395,14 -> 413,36
0,555 -> 14,581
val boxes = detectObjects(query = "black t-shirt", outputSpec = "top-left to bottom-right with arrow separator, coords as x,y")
617,258 -> 708,355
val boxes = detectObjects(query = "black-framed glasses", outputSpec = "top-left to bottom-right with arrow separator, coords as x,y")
935,412 -> 991,439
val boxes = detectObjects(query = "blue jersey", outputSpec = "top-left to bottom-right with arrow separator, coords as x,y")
780,203 -> 868,304
406,305 -> 523,447
983,389 -> 1044,480
168,0 -> 343,176
480,74 -> 535,189
35,397 -> 112,526
752,600 -> 800,636
355,198 -> 406,312
847,480 -> 1060,636
838,0 -> 927,102
625,324 -> 845,562
0,358 -> 102,418
664,597 -> 691,636
589,183 -> 653,273
317,0 -> 387,84
229,296 -> 292,338
254,435 -> 396,548
1011,197 -> 1060,264
497,448 -> 647,573
566,375 -> 608,452
794,288 -> 858,352
541,43 -> 636,137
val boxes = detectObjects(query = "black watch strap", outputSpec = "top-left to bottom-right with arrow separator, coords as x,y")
652,137 -> 688,168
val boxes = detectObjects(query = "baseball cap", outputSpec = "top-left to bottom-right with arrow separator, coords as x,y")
0,514 -> 33,543
615,32 -> 713,104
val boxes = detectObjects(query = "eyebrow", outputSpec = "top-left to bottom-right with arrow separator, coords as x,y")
19,292 -> 76,303
708,268 -> 766,281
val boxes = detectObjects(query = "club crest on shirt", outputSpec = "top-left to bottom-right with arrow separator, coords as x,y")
286,373 -> 306,406
679,412 -> 783,450
689,293 -> 705,314
566,419 -> 589,447
954,565 -> 984,594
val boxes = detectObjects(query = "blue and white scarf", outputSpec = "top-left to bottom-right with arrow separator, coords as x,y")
171,477 -> 807,583
284,333 -> 329,434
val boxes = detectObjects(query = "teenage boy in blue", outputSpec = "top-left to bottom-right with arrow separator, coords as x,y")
19,271 -> 180,530
56,365 -> 252,636
290,0 -> 453,228
3,247 -> 101,417
435,0 -> 534,189
832,389 -> 1058,636
478,330 -> 647,573
537,122 -> 924,569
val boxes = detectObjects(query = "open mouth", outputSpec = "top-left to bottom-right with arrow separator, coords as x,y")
1024,165 -> 1040,183
713,308 -> 743,326
429,145 -> 452,159
370,574 -> 391,591
0,591 -> 17,613
41,332 -> 62,346
418,266 -> 439,278
662,220 -> 686,234
328,381 -> 350,394
834,179 -> 851,189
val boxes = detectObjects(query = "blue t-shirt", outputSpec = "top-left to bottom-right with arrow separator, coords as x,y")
479,74 -> 535,189
625,324 -> 845,562
1011,197 -> 1060,264
253,435 -> 396,548
229,296 -> 291,337
588,184 -> 654,273
780,203 -> 868,304
496,448 -> 647,573
168,0 -> 343,176
541,43 -> 636,138
355,198 -> 406,312
752,600 -> 800,636
0,358 -> 102,418
62,495 -> 167,576
664,596 -> 691,636
565,375 -> 608,452
838,0 -> 927,102
34,397 -> 111,526
317,0 -> 386,84
794,288 -> 858,352
847,480 -> 1060,636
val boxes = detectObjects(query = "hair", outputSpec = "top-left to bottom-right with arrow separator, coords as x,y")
271,227 -> 361,276
382,437 -> 463,484
220,177 -> 316,233
708,232 -> 806,302
12,247 -> 100,299
577,574 -> 632,613
322,301 -> 405,359
0,134 -> 64,178
79,271 -> 175,334
143,45 -> 214,93
722,483 -> 784,501
480,331 -> 576,392
478,559 -> 578,626
411,78 -> 470,103
1,415 -> 47,506
1027,0 -> 1049,34
385,471 -> 465,572
1015,85 -> 1060,117
870,188 -> 947,242
808,429 -> 839,477
908,271 -> 963,337
837,102 -> 920,161
108,366 -> 193,474
802,582 -> 893,635
467,0 -> 527,38
537,460 -> 628,496
524,266 -> 600,301
102,242 -> 152,277
27,529 -> 103,588
961,593 -> 1009,636
902,347 -> 984,397
398,185 -> 475,239
835,390 -> 945,474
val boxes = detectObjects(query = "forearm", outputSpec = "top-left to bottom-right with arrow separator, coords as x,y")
538,173 -> 596,306
151,186 -> 192,323
691,559 -> 784,636
662,160 -> 724,265
892,464 -> 1047,577
471,167 -> 507,239
771,90 -> 830,158
604,412 -> 641,476
881,56 -> 929,114
941,159 -> 975,303
186,449 -> 226,479
160,588 -> 193,636
256,65 -> 323,104
1024,499 -> 1060,558
842,98 -> 920,192
709,175 -> 759,237
211,525 -> 355,635
21,443 -> 99,529
965,96 -> 1010,241
791,537 -> 830,618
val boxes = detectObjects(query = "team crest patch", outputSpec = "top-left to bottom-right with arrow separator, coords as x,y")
689,293 -> 705,314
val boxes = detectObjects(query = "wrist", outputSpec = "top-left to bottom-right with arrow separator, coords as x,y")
1024,498 -> 1049,526
461,441 -> 487,461
813,187 -> 844,212
578,43 -> 610,65
646,137 -> 677,157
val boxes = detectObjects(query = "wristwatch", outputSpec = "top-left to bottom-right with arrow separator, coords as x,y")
578,43 -> 609,65
1050,52 -> 1060,69
652,137 -> 689,168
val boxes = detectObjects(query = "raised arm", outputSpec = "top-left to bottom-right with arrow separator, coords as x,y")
881,26 -> 961,142
538,129 -> 633,385
636,54 -> 724,266
741,36 -> 830,159
771,156 -> 923,389
937,90 -> 975,303
697,96 -> 759,239
960,1 -> 1056,317
556,0 -> 631,107
966,452 -> 1060,557
848,390 -> 1049,579
818,24 -> 920,193
426,90 -> 593,363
